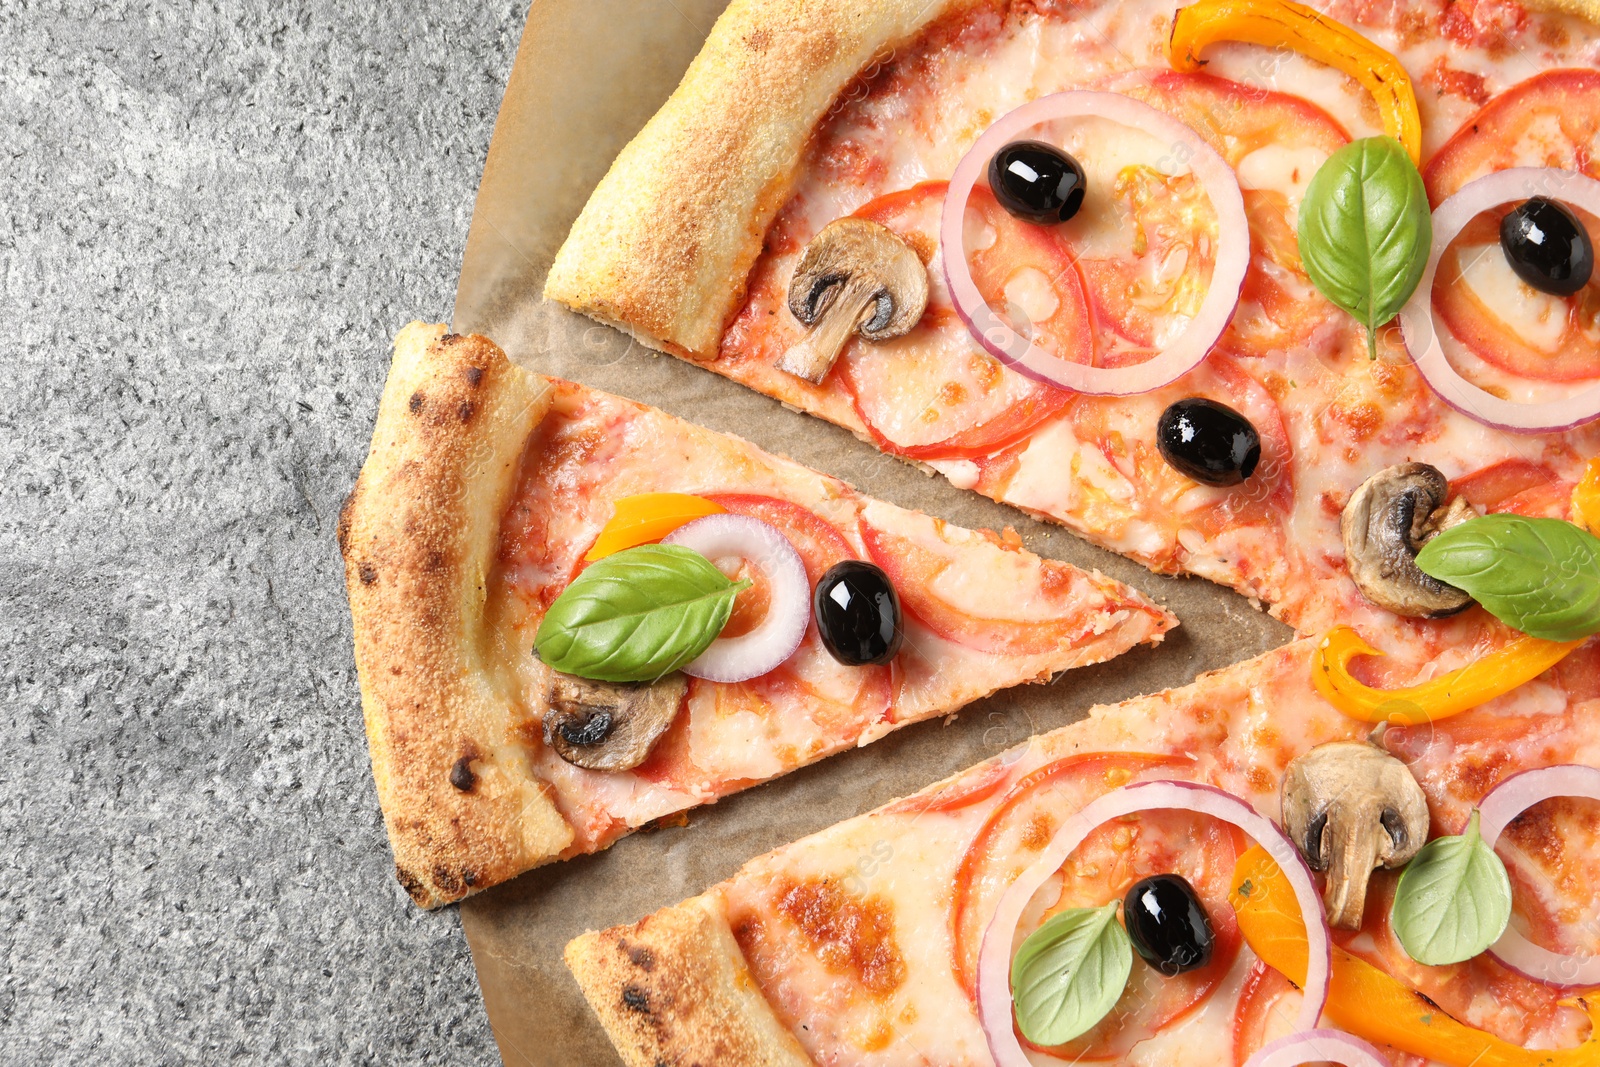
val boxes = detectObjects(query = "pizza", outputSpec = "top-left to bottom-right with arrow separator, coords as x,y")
568,635 -> 1600,1067
339,323 -> 1171,907
535,0 -> 1600,1063
545,0 -> 1600,678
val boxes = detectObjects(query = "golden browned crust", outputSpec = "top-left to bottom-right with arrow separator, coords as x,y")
544,0 -> 982,359
548,0 -> 1600,362
1525,0 -> 1600,22
341,323 -> 573,908
566,896 -> 816,1067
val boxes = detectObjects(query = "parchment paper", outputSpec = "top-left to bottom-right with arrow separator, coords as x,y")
450,3 -> 1293,1062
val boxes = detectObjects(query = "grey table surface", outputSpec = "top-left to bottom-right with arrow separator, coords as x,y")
4,0 -> 524,1060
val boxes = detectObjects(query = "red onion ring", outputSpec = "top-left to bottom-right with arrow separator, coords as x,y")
1244,1029 -> 1392,1067
1399,168 -> 1600,433
661,514 -> 808,683
1476,764 -> 1600,988
976,779 -> 1331,1067
941,91 -> 1250,396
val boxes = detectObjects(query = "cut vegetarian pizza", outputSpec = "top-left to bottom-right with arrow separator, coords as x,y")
546,0 -> 1600,679
338,323 -> 1171,907
569,637 -> 1600,1067
535,0 -> 1600,1064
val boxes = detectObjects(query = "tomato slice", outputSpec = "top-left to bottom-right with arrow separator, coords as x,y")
1063,351 -> 1295,543
1425,69 -> 1600,203
1028,815 -> 1244,1061
1432,212 -> 1600,383
880,757 -> 1019,816
1451,458 -> 1574,518
1231,959 -> 1302,1067
1423,71 -> 1600,385
857,516 -> 1151,656
702,494 -> 856,584
949,752 -> 1195,997
705,492 -> 887,685
839,182 -> 1077,460
946,752 -> 1243,1061
1073,71 -> 1348,359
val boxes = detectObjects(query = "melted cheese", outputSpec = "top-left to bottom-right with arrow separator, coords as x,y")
690,3 -> 1600,1060
1457,242 -> 1570,352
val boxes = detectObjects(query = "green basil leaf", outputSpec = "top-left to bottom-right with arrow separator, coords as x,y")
1298,136 -> 1432,358
1391,810 -> 1512,966
1011,901 -> 1132,1046
533,544 -> 748,683
1414,514 -> 1600,641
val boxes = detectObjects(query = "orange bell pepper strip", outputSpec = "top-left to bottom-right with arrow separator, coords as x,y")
583,493 -> 726,561
1168,0 -> 1423,165
1311,625 -> 1581,725
1231,846 -> 1600,1067
1573,458 -> 1600,536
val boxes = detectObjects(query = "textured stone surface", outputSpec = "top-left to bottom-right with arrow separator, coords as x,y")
1,0 -> 521,1060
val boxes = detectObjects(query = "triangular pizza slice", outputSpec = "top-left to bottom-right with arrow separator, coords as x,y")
340,324 -> 1172,906
567,635 -> 1600,1067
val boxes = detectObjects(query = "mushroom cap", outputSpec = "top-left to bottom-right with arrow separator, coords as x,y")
1341,462 -> 1474,618
542,672 -> 687,772
1281,740 -> 1431,929
785,217 -> 929,341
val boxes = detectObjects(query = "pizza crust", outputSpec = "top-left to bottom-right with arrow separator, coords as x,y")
543,0 -> 978,359
547,0 -> 1600,362
341,322 -> 574,907
566,895 -> 816,1067
1525,0 -> 1600,21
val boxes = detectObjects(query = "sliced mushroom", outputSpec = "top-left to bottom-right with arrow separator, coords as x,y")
1281,741 -> 1430,929
542,672 -> 688,772
1341,462 -> 1475,617
776,217 -> 929,384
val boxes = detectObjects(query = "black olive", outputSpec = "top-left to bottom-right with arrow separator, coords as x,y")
1123,874 -> 1215,977
1500,197 -> 1594,297
1156,398 -> 1261,487
814,560 -> 902,666
988,140 -> 1087,225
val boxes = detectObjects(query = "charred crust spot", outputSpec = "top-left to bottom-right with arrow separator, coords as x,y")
464,365 -> 485,387
441,332 -> 462,345
449,755 -> 478,792
461,867 -> 478,888
357,562 -> 377,586
433,865 -> 462,894
336,485 -> 358,556
395,865 -> 428,903
622,941 -> 656,972
621,985 -> 651,1013
457,400 -> 475,423
640,811 -> 690,833
408,391 -> 425,414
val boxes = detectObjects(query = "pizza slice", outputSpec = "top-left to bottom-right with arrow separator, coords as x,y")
339,323 -> 1172,907
545,0 -> 1600,675
568,635 -> 1600,1067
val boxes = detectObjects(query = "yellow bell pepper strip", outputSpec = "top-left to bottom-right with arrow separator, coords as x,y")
583,493 -> 726,561
1573,458 -> 1600,536
1231,846 -> 1600,1067
1311,625 -> 1581,725
1168,0 -> 1423,165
